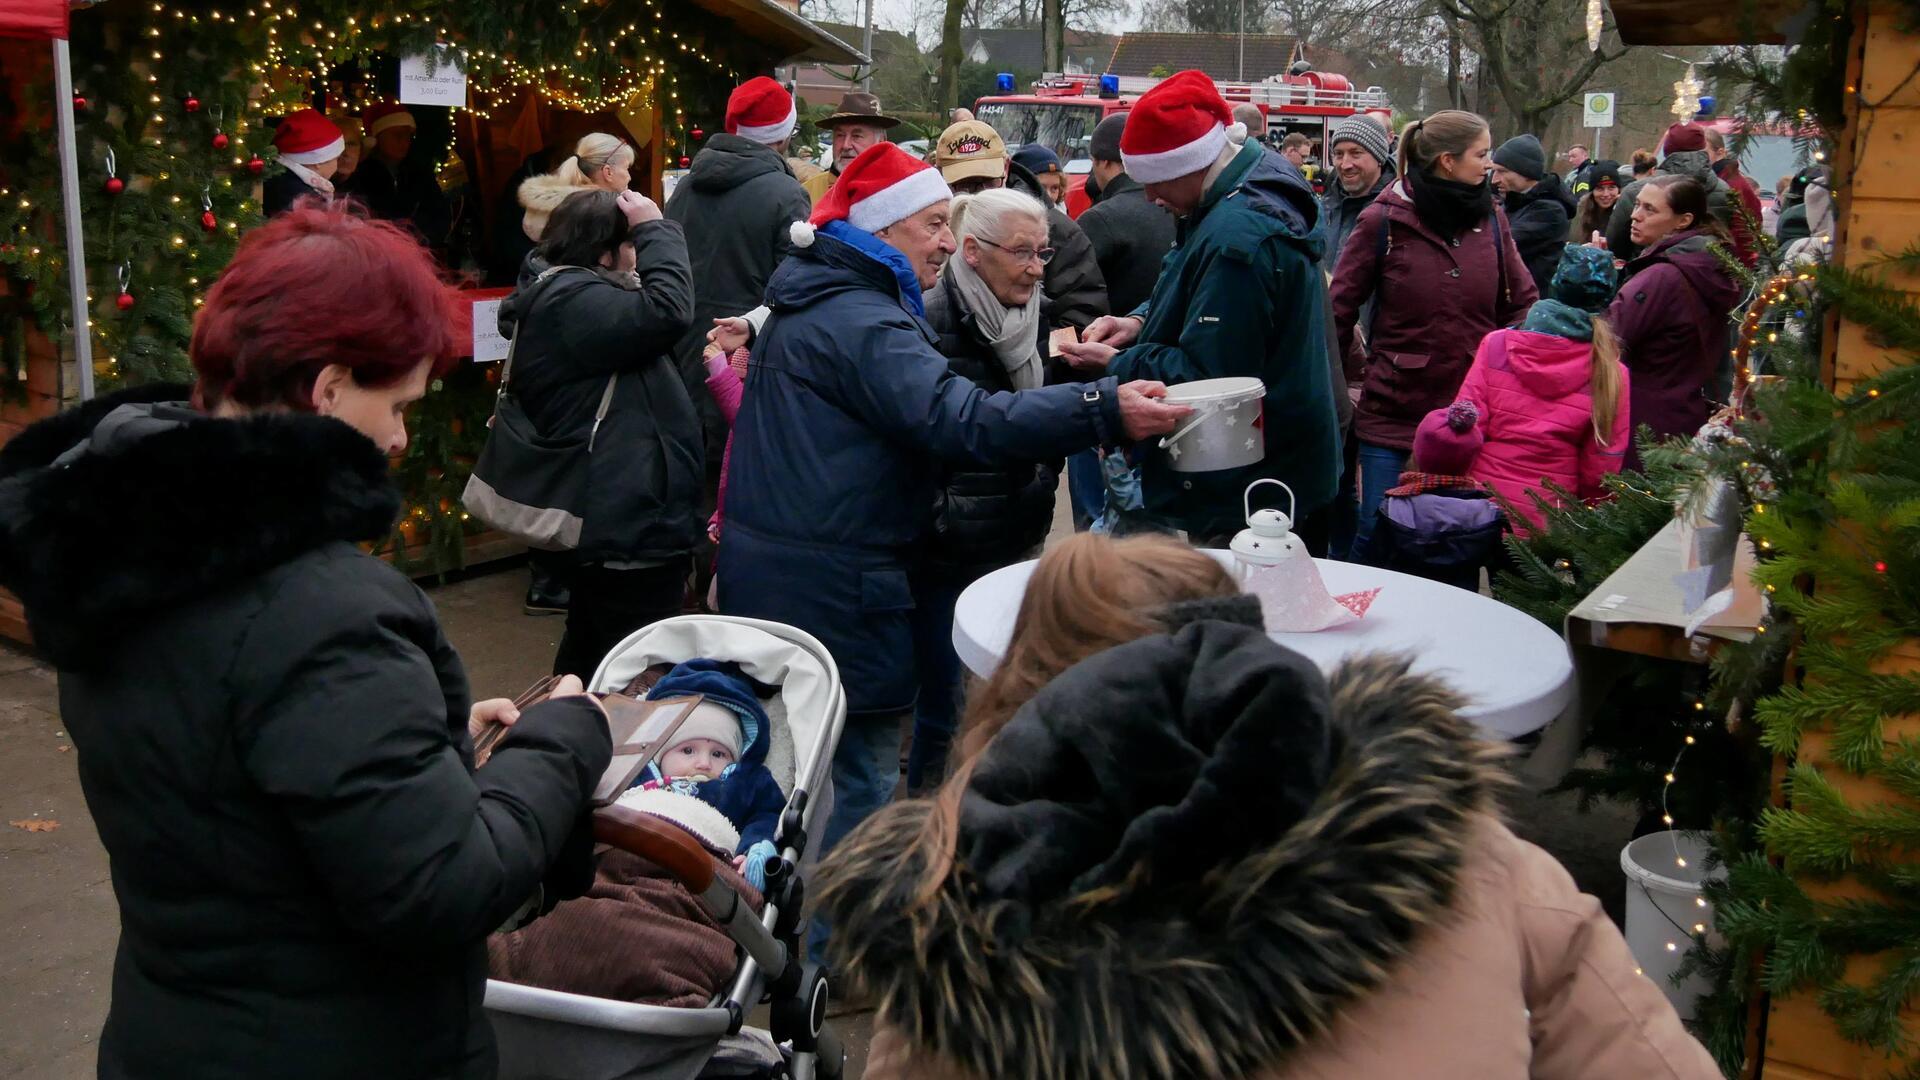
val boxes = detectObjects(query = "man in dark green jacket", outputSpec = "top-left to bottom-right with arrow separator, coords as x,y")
1060,71 -> 1340,548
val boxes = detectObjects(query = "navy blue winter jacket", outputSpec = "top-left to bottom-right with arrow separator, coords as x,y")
641,660 -> 786,852
717,220 -> 1123,716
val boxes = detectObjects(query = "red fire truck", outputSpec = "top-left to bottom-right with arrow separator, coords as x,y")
975,68 -> 1393,217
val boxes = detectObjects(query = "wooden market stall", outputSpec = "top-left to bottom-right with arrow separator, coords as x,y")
1606,1 -> 1920,1075
0,2 -> 863,646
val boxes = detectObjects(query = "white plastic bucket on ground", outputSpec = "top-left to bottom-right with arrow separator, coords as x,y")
1159,377 -> 1267,472
1620,830 -> 1723,1021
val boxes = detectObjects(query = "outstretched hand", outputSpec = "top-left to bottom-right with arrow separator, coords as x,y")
707,316 -> 752,354
1058,340 -> 1118,370
1116,381 -> 1192,441
1082,314 -> 1143,348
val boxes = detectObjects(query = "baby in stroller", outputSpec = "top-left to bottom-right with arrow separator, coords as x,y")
487,660 -> 788,1010
630,659 -> 787,891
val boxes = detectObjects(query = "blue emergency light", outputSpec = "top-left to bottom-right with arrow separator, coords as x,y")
1098,73 -> 1120,98
996,72 -> 1015,93
1696,94 -> 1716,117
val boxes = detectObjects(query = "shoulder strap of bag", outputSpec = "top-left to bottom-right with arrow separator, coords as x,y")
497,265 -> 585,393
1491,207 -> 1510,307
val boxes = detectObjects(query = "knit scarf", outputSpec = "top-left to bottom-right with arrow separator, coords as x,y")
944,254 -> 1043,390
1521,299 -> 1595,341
1405,167 -> 1492,239
282,160 -> 335,198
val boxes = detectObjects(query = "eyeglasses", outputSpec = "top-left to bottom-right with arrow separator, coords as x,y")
976,238 -> 1056,265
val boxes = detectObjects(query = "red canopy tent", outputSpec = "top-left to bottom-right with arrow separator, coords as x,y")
1,0 -> 92,400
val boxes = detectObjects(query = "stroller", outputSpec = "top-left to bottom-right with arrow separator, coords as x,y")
484,615 -> 848,1080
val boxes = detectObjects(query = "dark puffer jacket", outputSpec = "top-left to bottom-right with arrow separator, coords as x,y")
499,219 -> 704,563
0,388 -> 612,1079
919,274 -> 1060,582
1330,180 -> 1539,451
1075,171 -> 1177,317
1503,180 -> 1573,296
1608,228 -> 1742,449
665,134 -> 814,462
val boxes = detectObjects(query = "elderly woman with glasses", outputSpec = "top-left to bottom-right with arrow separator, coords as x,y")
904,186 -> 1060,793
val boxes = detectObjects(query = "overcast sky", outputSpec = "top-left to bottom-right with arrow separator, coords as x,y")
812,0 -> 1145,45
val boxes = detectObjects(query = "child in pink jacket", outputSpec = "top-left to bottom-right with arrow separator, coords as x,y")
1458,244 -> 1632,536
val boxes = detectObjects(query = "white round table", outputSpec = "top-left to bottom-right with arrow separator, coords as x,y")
952,551 -> 1574,739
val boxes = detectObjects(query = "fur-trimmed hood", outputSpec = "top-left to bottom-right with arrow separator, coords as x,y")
817,624 -> 1513,1080
517,172 -> 586,215
0,385 -> 401,667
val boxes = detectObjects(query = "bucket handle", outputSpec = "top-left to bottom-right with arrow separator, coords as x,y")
1244,478 -> 1296,526
1157,404 -> 1217,452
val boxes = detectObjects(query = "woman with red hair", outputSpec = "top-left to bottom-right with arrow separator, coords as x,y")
0,205 -> 612,1079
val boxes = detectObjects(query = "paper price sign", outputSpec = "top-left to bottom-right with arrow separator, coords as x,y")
400,46 -> 468,108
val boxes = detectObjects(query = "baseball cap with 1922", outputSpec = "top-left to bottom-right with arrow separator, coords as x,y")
934,120 -> 1008,185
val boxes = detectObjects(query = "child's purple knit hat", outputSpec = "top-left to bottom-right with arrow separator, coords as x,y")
1413,401 -> 1484,476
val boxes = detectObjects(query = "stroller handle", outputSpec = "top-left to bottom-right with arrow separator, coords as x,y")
592,805 -> 716,893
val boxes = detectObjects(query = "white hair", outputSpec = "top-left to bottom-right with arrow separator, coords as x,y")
949,187 -> 1048,247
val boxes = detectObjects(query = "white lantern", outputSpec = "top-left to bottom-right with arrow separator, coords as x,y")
1228,479 -> 1304,580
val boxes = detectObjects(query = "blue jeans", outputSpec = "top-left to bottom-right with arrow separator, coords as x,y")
1066,449 -> 1105,531
907,577 -> 965,791
1352,442 -> 1411,564
806,708 -> 903,958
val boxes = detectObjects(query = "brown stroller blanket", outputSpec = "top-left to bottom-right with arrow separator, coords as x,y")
487,847 -> 765,1008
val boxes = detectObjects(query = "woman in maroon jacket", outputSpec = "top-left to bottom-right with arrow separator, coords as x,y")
1608,174 -> 1742,463
1330,109 -> 1537,562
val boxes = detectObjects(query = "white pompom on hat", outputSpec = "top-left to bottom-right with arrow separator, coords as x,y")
1120,70 -> 1237,185
726,76 -> 798,146
614,787 -> 742,854
789,142 -> 951,248
273,108 -> 345,166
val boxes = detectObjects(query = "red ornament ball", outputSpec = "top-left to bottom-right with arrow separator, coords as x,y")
1876,560 -> 1890,574
184,95 -> 201,113
116,292 -> 135,311
104,176 -> 125,195
200,210 -> 218,232
246,156 -> 265,175
72,94 -> 88,111
212,132 -> 230,151
690,126 -> 705,140
678,156 -> 691,169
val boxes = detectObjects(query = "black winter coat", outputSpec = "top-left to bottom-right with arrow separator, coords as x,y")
920,275 -> 1060,582
500,220 -> 705,562
341,154 -> 453,247
263,168 -> 325,217
1075,172 -> 1177,317
0,387 -> 613,1079
665,135 -> 814,463
1009,160 -> 1109,332
1503,180 -> 1573,297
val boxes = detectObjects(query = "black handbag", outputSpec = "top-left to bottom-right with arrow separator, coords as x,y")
462,267 -> 617,551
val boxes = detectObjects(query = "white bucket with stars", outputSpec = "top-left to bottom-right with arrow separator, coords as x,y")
1158,377 -> 1267,473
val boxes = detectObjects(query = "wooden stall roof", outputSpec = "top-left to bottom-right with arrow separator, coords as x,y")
685,0 -> 868,64
1604,0 -> 1801,45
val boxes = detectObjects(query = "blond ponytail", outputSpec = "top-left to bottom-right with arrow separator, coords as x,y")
1588,316 -> 1626,446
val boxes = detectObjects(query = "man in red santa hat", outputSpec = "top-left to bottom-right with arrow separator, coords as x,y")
665,76 -> 813,507
1059,69 -> 1342,552
715,141 -> 1189,953
265,108 -> 346,216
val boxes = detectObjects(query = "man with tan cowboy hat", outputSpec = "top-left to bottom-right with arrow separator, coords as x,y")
802,90 -> 902,204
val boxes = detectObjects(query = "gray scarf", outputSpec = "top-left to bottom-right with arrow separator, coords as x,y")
944,252 -> 1043,390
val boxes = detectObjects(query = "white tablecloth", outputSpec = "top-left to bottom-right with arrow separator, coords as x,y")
952,551 -> 1574,739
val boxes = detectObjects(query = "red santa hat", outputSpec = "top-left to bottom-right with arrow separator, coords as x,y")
789,142 -> 951,248
1120,70 -> 1247,185
273,108 -> 345,166
363,101 -> 417,139
727,76 -> 797,145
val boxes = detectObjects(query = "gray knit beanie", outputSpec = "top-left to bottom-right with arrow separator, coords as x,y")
1493,134 -> 1547,181
1328,115 -> 1391,169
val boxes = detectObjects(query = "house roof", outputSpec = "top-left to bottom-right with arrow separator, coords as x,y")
813,20 -> 919,60
1106,32 -> 1307,82
961,28 -> 1117,72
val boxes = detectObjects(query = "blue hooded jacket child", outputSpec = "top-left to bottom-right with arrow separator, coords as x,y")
638,661 -> 787,883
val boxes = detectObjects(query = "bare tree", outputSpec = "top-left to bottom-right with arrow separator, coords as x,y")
938,0 -> 969,108
1434,0 -> 1626,136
